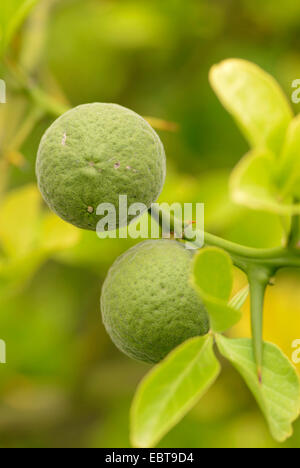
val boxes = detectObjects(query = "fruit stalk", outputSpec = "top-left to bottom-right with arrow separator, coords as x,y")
149,205 -> 300,270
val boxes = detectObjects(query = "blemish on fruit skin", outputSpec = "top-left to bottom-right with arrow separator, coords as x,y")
87,206 -> 94,213
62,133 -> 67,145
114,162 -> 121,169
126,166 -> 131,170
88,161 -> 95,167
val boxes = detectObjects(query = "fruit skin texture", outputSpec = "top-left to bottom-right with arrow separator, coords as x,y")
36,103 -> 166,231
101,240 -> 209,364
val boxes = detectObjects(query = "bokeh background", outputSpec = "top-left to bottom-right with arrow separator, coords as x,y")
0,0 -> 300,448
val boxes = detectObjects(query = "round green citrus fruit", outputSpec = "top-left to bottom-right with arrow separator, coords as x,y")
36,103 -> 166,230
101,240 -> 209,363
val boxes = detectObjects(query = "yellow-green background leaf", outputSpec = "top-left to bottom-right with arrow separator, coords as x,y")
0,0 -> 40,55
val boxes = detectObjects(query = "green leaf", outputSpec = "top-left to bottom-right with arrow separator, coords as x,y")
229,285 -> 249,310
216,335 -> 300,442
230,148 -> 300,215
210,59 -> 293,154
130,335 -> 220,448
0,0 -> 40,55
276,115 -> 300,199
191,247 -> 242,332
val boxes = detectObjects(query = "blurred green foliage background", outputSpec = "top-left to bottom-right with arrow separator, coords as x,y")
0,0 -> 300,448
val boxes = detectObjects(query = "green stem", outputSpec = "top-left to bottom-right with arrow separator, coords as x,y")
4,59 -> 69,117
149,205 -> 300,270
150,205 -> 281,381
247,268 -> 271,382
28,86 -> 69,117
6,106 -> 44,153
288,213 -> 300,249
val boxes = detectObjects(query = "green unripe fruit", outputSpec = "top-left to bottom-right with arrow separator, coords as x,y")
36,103 -> 166,230
101,240 -> 209,363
